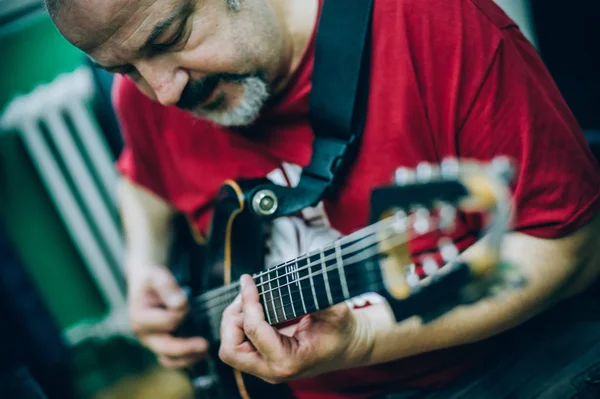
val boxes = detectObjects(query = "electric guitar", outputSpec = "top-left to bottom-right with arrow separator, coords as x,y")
169,157 -> 524,399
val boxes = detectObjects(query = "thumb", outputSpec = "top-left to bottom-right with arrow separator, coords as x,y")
297,303 -> 351,332
149,266 -> 188,310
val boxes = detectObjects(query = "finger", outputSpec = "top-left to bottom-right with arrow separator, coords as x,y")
222,294 -> 242,321
143,334 -> 209,358
220,294 -> 243,343
221,350 -> 270,378
218,314 -> 270,377
309,302 -> 351,322
220,311 -> 247,354
130,307 -> 187,334
150,267 -> 189,310
240,274 -> 288,359
157,354 -> 203,369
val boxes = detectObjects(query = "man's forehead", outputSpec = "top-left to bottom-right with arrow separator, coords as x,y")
59,0 -> 179,56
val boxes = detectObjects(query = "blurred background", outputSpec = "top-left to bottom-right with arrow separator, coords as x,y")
0,0 -> 598,398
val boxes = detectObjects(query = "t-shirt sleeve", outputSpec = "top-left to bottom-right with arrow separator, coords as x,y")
457,26 -> 600,238
112,75 -> 169,200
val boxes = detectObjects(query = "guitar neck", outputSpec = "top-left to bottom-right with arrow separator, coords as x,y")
257,239 -> 383,324
189,226 -> 390,333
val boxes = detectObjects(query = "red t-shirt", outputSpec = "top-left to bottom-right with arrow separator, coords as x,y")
113,0 -> 600,398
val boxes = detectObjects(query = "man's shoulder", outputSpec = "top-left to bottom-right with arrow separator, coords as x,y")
378,0 -> 516,32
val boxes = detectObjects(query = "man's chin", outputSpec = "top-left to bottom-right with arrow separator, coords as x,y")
182,75 -> 269,127
187,105 -> 261,127
192,108 -> 261,127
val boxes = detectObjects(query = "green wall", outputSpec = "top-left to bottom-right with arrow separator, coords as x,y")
0,14 -> 107,329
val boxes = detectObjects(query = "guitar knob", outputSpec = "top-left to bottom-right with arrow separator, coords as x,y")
393,210 -> 409,233
394,167 -> 416,186
406,264 -> 420,287
412,208 -> 431,234
439,238 -> 459,263
440,157 -> 461,180
438,203 -> 457,232
490,156 -> 515,184
252,189 -> 279,216
416,162 -> 439,182
422,257 -> 439,276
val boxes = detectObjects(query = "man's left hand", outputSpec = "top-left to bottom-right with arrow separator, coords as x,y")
218,274 -> 374,384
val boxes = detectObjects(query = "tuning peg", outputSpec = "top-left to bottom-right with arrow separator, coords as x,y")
393,210 -> 409,233
394,167 -> 417,186
440,157 -> 461,180
438,203 -> 457,232
490,156 -> 515,184
405,263 -> 420,288
439,238 -> 459,263
412,208 -> 431,234
422,257 -> 439,276
415,162 -> 439,182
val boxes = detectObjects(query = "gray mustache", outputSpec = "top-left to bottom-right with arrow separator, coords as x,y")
177,73 -> 251,110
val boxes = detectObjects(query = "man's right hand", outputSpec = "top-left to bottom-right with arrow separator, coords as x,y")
128,265 -> 209,368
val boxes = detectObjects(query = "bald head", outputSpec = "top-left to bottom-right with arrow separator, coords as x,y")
44,0 -> 64,16
46,0 -> 242,54
44,0 -> 317,126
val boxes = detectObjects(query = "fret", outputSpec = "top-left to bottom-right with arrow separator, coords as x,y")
285,263 -> 298,319
275,265 -> 288,321
305,256 -> 320,310
258,273 -> 273,325
293,260 -> 308,315
335,242 -> 350,299
268,269 -> 280,324
320,250 -> 333,305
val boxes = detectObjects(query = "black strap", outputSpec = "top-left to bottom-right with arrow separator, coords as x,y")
251,0 -> 374,219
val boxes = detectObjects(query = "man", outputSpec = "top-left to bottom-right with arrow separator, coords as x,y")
45,0 -> 600,398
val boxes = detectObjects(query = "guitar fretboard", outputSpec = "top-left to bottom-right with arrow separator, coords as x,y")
257,240 -> 382,324
188,218 -> 398,338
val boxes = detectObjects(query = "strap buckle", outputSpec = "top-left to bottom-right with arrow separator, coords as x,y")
301,136 -> 352,184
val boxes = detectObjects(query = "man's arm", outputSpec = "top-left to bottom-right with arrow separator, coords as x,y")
119,177 -> 175,277
119,178 -> 209,368
358,211 -> 600,366
218,211 -> 600,383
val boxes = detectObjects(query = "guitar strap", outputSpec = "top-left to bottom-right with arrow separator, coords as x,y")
250,0 -> 374,219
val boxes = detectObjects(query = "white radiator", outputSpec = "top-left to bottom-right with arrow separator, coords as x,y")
0,66 -> 127,322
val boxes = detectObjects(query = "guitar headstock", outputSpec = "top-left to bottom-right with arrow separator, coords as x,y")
369,156 -> 525,322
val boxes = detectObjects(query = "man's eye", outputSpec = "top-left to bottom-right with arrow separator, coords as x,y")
155,20 -> 189,51
163,28 -> 185,47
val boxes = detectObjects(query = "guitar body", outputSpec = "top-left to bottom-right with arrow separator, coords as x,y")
171,179 -> 292,399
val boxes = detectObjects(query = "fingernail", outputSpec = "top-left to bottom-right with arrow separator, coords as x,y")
167,290 -> 187,307
240,275 -> 247,289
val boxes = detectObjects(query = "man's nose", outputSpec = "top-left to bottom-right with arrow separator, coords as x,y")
136,60 -> 189,107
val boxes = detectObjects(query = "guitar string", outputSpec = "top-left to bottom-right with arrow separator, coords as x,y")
192,216 -> 440,318
189,232 -> 389,319
190,230 -> 414,324
191,218 -> 403,308
192,214 -> 408,302
201,276 -> 386,331
202,227 -> 480,328
196,245 -> 385,317
257,216 -> 398,277
192,213 -> 423,304
196,225 -> 475,329
257,227 -> 403,296
252,214 -> 402,279
192,246 -> 389,328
